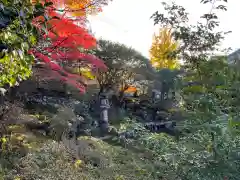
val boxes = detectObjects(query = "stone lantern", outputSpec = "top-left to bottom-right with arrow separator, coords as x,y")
99,91 -> 110,134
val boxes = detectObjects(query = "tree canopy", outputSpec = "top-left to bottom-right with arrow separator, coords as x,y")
92,39 -> 153,92
149,28 -> 179,70
29,0 -> 110,93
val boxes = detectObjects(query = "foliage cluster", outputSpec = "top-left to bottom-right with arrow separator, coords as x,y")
0,0 -> 43,87
149,28 -> 179,70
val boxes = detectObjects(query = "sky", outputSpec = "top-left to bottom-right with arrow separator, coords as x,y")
88,0 -> 240,58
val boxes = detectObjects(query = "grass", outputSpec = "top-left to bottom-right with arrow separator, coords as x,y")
0,102 -> 162,179
1,135 -> 159,180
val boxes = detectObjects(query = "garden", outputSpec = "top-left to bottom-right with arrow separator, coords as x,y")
0,0 -> 239,179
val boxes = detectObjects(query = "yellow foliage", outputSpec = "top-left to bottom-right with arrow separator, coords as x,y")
1,137 -> 7,143
206,143 -> 213,153
114,175 -> 125,180
74,159 -> 83,167
14,177 -> 21,180
65,0 -> 88,16
72,67 -> 96,79
62,0 -> 99,16
16,135 -> 25,141
149,28 -> 179,70
80,70 -> 95,80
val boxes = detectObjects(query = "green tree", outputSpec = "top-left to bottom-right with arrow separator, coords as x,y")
151,0 -> 229,70
0,0 -> 48,88
92,39 -> 154,94
139,0 -> 240,179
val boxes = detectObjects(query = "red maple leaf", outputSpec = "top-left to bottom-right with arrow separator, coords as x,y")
30,1 -> 107,93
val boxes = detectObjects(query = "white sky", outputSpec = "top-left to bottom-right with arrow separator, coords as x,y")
88,0 -> 239,58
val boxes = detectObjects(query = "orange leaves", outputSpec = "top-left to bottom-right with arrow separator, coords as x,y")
124,86 -> 137,93
50,0 -> 105,17
33,0 -> 107,17
64,0 -> 92,16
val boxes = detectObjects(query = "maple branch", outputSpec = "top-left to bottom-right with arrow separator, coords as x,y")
48,37 -> 69,53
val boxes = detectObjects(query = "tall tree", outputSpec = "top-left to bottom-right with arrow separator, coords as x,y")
151,1 -> 229,70
149,28 -> 179,70
92,39 -> 153,94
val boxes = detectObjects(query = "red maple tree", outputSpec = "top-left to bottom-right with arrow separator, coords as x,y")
29,0 -> 109,93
